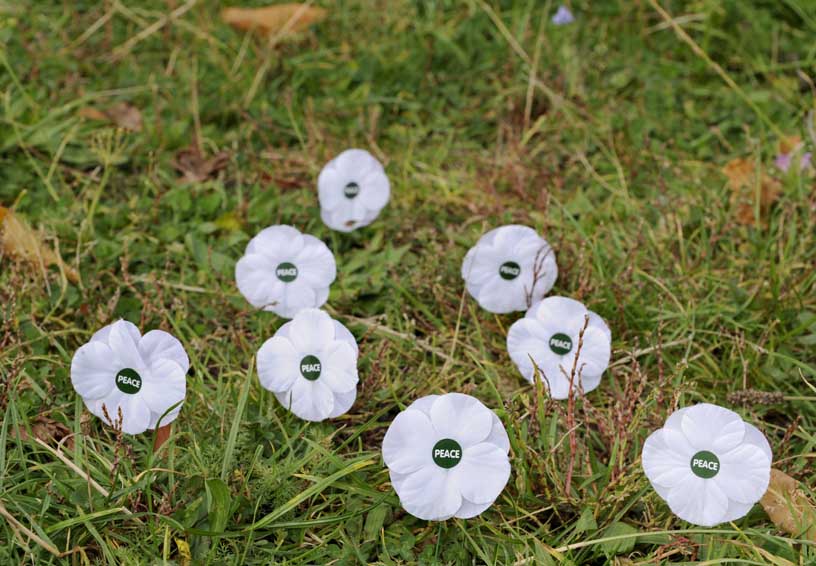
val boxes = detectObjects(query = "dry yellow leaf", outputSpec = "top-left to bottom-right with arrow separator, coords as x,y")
760,468 -> 816,541
221,3 -> 327,37
0,207 -> 79,283
175,538 -> 192,566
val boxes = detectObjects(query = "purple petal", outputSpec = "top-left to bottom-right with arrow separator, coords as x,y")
775,153 -> 792,172
552,6 -> 574,25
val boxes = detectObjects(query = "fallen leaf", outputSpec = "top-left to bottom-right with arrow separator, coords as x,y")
722,157 -> 781,226
79,102 -> 142,132
778,135 -> 802,156
760,468 -> 816,541
13,415 -> 74,450
221,3 -> 327,37
171,146 -> 230,183
0,207 -> 79,283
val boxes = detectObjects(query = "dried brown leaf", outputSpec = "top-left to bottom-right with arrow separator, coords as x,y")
778,135 -> 802,155
13,415 -> 74,450
171,146 -> 230,183
760,468 -> 816,541
723,158 -> 781,226
221,3 -> 327,37
722,157 -> 755,191
0,207 -> 79,283
79,102 -> 142,131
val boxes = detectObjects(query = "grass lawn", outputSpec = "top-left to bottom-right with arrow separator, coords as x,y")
1,0 -> 815,563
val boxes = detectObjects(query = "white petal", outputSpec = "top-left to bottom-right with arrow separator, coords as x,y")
108,320 -> 146,370
743,422 -> 773,462
289,309 -> 336,352
320,343 -> 358,394
664,406 -> 690,431
716,443 -> 771,503
332,320 -> 359,355
359,169 -> 390,210
276,284 -> 318,319
317,165 -> 346,210
336,148 -> 384,173
406,395 -> 438,417
320,206 -> 355,233
140,359 -> 186,419
285,378 -> 334,422
577,326 -> 611,376
94,393 -> 152,435
642,429 -> 694,488
680,404 -> 745,452
450,442 -> 511,504
532,296 -> 587,330
461,248 -> 496,289
328,388 -> 356,418
313,286 -> 330,311
396,465 -> 462,521
430,394 -> 493,448
71,341 -> 116,400
507,319 -> 550,377
382,409 -> 435,474
667,473 -> 729,527
540,359 -> 572,399
475,277 -> 526,313
235,253 -> 283,309
293,236 -> 336,288
91,320 -> 140,345
139,330 -> 189,372
455,498 -> 494,519
575,371 -> 602,395
149,402 -> 182,429
484,414 -> 511,453
257,336 -> 301,392
246,225 -> 304,258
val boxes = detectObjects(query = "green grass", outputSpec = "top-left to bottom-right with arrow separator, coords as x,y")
1,0 -> 816,563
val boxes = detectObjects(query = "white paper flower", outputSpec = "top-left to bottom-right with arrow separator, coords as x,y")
257,309 -> 359,422
382,393 -> 511,521
70,320 -> 189,435
235,225 -> 336,319
461,225 -> 557,313
506,296 -> 611,399
318,149 -> 390,232
642,403 -> 772,527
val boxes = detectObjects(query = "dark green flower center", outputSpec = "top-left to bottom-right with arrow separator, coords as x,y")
432,438 -> 462,469
690,450 -> 720,479
276,262 -> 298,283
115,368 -> 142,394
300,355 -> 322,381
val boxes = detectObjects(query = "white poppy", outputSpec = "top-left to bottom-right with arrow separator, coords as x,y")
235,225 -> 336,319
318,149 -> 390,232
382,393 -> 511,521
506,296 -> 610,399
642,403 -> 772,527
461,225 -> 557,313
70,320 -> 189,435
257,308 -> 359,422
